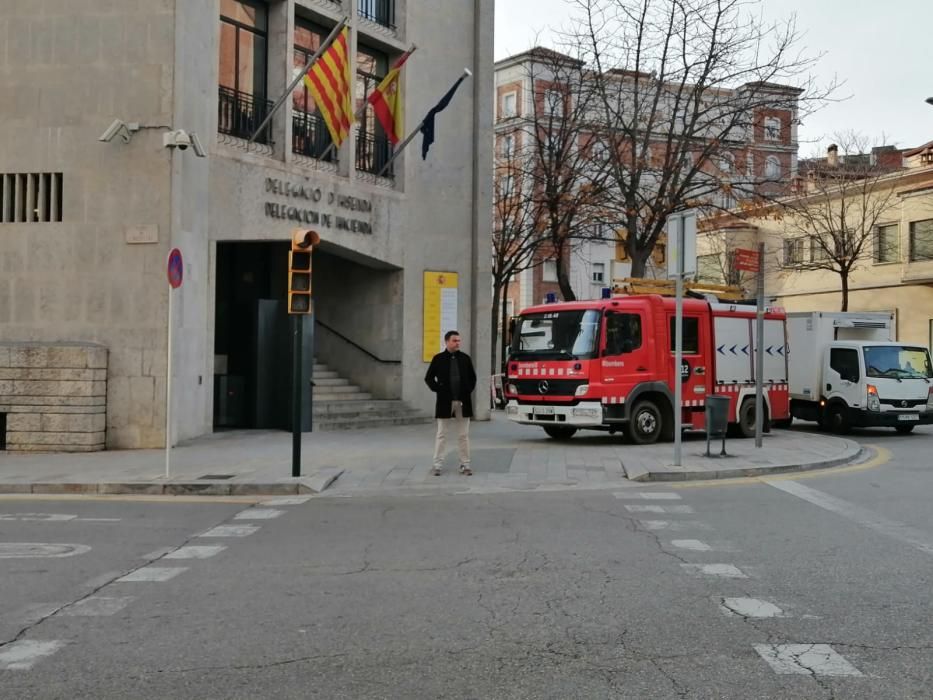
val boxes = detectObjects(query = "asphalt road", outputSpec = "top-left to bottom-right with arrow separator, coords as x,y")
1,426 -> 931,699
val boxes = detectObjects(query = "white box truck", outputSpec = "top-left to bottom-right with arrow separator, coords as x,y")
787,311 -> 933,433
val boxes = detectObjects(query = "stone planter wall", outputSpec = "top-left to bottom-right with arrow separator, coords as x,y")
0,343 -> 108,452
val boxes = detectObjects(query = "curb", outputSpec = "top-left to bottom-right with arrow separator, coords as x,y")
627,445 -> 865,482
0,469 -> 345,497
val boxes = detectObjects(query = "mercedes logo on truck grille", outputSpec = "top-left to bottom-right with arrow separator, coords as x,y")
538,380 -> 550,395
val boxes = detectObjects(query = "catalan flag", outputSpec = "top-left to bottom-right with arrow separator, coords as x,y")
366,50 -> 413,145
303,27 -> 354,147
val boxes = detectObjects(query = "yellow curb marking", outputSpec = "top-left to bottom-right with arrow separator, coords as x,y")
0,494 -> 264,504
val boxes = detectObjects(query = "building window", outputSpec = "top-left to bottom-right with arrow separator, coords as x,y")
544,89 -> 564,118
0,173 -> 64,223
910,219 -> 933,262
784,237 -> 805,266
356,44 -> 392,176
500,174 -> 515,197
501,92 -> 517,119
591,262 -> 605,284
764,117 -> 781,141
810,236 -> 830,262
719,153 -> 734,173
696,253 -> 723,283
292,19 -> 335,161
874,223 -> 899,264
218,0 -> 272,143
358,0 -> 395,29
542,260 -> 558,282
765,155 -> 781,179
501,134 -> 515,159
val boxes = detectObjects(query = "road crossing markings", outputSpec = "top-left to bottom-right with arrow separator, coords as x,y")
766,479 -> 933,557
613,492 -> 682,500
116,567 -> 188,583
624,504 -> 695,514
261,496 -> 312,505
0,543 -> 91,559
0,640 -> 65,671
198,524 -> 260,538
638,520 -> 711,531
754,644 -> 862,677
670,539 -> 712,551
234,509 -> 284,520
58,596 -> 134,617
681,563 -> 748,578
163,545 -> 227,560
720,598 -> 785,618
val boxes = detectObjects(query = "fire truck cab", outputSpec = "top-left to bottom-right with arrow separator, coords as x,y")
503,294 -> 789,444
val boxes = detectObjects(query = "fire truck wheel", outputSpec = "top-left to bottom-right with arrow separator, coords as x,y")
543,426 -> 577,440
626,400 -> 663,444
737,399 -> 769,439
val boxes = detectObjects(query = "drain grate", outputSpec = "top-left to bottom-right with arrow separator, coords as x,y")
198,474 -> 235,480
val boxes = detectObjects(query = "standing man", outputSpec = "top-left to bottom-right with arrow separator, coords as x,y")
425,330 -> 477,476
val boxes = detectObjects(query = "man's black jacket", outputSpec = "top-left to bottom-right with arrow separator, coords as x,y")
424,351 -> 477,419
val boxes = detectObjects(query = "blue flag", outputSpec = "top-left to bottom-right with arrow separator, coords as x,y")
420,73 -> 468,160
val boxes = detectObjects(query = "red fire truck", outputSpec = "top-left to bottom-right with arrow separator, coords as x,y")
503,294 -> 790,443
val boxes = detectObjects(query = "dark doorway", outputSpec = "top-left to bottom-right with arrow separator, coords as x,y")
213,242 -> 313,431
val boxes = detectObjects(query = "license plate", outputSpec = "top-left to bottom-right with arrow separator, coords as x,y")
898,414 -> 919,422
535,406 -> 555,416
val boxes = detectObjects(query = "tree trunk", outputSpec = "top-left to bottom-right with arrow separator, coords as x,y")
555,245 -> 577,301
629,249 -> 650,279
840,271 -> 849,312
500,283 -> 511,372
490,281 -> 503,378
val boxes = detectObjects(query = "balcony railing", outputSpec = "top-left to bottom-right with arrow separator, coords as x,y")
356,129 -> 393,178
292,110 -> 336,161
218,86 -> 274,144
358,0 -> 396,29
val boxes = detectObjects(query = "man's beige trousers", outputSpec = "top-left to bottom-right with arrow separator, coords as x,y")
432,401 -> 471,469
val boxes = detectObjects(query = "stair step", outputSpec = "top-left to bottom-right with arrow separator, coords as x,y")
313,364 -> 329,372
313,391 -> 373,402
312,383 -> 361,394
313,370 -> 339,380
314,414 -> 433,431
313,377 -> 350,387
312,407 -> 426,420
312,399 -> 409,415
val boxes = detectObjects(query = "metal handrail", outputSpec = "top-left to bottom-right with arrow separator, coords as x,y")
316,319 -> 401,364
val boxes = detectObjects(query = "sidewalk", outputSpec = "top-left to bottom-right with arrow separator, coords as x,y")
0,413 -> 865,496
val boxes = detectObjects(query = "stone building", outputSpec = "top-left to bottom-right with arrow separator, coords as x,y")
0,0 -> 493,451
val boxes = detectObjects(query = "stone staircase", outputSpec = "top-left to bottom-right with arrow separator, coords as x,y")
312,361 -> 432,431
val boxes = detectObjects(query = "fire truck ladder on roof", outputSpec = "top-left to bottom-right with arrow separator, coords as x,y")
611,277 -> 747,302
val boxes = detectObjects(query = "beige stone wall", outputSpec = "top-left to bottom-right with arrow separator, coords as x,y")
0,343 -> 107,452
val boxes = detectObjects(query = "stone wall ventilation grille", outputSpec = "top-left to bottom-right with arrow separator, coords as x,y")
0,172 -> 63,223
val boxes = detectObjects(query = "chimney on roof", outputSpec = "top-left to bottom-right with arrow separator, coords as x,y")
827,144 -> 839,167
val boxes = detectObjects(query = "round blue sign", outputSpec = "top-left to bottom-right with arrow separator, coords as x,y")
167,248 -> 183,289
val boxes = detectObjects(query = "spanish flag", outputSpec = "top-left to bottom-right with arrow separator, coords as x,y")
367,50 -> 413,145
303,27 -> 354,147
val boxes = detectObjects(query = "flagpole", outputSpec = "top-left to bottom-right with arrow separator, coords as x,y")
249,16 -> 350,143
377,68 -> 471,177
318,44 -> 417,162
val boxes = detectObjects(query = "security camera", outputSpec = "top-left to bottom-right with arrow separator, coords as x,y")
189,132 -> 206,158
99,119 -> 139,143
163,129 -> 192,150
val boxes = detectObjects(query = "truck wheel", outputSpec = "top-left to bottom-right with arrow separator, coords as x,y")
737,399 -> 760,438
626,400 -> 663,445
895,424 -> 915,434
543,426 -> 577,440
824,404 -> 850,434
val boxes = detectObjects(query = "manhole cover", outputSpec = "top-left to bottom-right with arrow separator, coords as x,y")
0,543 -> 92,558
199,474 -> 235,480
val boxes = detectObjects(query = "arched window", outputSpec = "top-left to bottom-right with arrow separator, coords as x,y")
765,156 -> 781,179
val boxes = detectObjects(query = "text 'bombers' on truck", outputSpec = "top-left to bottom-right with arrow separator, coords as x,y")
786,311 -> 933,433
503,294 -> 790,444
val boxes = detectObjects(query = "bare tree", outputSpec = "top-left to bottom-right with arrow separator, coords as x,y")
569,0 -> 835,277
779,132 -> 903,311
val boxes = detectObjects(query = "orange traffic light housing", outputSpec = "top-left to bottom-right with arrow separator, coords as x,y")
288,229 -> 320,314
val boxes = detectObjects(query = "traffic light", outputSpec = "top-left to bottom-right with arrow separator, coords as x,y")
288,229 -> 320,314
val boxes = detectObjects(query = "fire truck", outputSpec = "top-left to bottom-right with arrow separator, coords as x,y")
503,293 -> 790,444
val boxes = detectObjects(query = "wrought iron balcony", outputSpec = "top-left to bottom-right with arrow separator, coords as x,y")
218,86 -> 274,144
356,129 -> 393,178
358,0 -> 395,29
292,110 -> 336,161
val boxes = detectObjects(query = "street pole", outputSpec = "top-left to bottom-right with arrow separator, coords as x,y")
755,242 -> 765,448
291,314 -> 303,477
165,286 -> 173,479
674,216 -> 684,467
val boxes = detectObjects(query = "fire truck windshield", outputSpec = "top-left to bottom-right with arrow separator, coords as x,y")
510,309 -> 600,360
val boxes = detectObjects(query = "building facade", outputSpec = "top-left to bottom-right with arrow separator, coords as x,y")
0,0 -> 493,450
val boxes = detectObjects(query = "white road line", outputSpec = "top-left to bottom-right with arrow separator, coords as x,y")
164,545 -> 227,560
767,479 -> 933,557
754,644 -> 862,676
625,505 -> 695,514
116,567 -> 187,582
638,520 -> 712,531
59,596 -> 134,617
721,598 -> 784,618
199,525 -> 260,538
0,513 -> 76,521
0,640 -> 65,670
670,539 -> 711,551
234,509 -> 284,520
261,496 -> 312,506
75,518 -> 122,522
682,563 -> 747,578
613,492 -> 682,500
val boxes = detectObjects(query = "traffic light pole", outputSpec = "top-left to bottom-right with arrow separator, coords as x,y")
292,313 -> 303,477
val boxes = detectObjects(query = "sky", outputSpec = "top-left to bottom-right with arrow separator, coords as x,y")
494,0 -> 933,154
